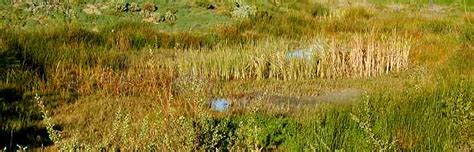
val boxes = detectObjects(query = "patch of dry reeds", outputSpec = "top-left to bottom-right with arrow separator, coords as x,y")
151,33 -> 411,80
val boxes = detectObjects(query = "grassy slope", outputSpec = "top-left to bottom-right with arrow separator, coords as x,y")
0,0 -> 473,151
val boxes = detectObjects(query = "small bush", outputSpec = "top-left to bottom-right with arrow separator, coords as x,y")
196,117 -> 237,151
233,114 -> 298,150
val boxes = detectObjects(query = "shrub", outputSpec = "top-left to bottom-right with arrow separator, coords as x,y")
195,117 -> 237,151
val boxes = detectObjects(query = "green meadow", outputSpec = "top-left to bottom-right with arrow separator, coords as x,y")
0,0 -> 472,151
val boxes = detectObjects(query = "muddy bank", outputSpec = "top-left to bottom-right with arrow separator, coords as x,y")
212,88 -> 364,111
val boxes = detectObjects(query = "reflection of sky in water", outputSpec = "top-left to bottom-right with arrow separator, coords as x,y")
286,49 -> 313,60
286,39 -> 326,60
210,98 -> 230,112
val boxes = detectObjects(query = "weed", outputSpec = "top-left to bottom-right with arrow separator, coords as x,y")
442,85 -> 474,149
350,96 -> 398,151
35,94 -> 63,149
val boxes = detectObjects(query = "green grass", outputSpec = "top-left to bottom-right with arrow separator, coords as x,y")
0,0 -> 473,151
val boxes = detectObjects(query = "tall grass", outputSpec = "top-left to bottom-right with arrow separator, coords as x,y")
1,0 -> 472,151
34,71 -> 472,151
154,32 -> 411,80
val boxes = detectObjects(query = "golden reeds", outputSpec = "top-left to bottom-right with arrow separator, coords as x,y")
39,31 -> 411,100
152,32 -> 411,81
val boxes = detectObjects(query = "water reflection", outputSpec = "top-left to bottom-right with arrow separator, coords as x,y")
210,98 -> 230,112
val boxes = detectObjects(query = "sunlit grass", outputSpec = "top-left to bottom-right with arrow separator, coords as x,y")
0,0 -> 472,151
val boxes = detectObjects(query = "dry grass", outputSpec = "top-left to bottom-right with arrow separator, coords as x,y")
45,62 -> 174,97
322,33 -> 411,78
146,32 -> 411,81
0,1 -> 471,151
464,12 -> 474,23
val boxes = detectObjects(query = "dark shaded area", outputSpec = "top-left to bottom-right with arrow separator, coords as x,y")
0,46 -> 21,72
0,40 -> 53,149
0,88 -> 53,149
0,126 -> 52,150
207,3 -> 217,10
0,87 -> 22,102
194,114 -> 299,151
1,32 -> 47,81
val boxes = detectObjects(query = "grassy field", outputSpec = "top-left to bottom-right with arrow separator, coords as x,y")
0,0 -> 473,151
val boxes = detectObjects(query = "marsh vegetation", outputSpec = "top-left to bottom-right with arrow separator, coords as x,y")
0,0 -> 472,151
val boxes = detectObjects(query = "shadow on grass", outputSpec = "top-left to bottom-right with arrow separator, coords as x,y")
0,126 -> 52,150
0,33 -> 75,150
0,88 -> 54,150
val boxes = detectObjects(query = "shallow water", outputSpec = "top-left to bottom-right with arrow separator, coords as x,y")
232,88 -> 364,109
210,89 -> 363,111
314,88 -> 364,104
286,49 -> 313,60
210,98 -> 230,112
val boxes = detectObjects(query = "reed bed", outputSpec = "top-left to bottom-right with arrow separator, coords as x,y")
45,62 -> 174,97
3,1 -> 469,150
151,33 -> 411,81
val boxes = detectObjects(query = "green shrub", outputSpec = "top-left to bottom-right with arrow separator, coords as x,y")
195,117 -> 237,151
233,114 -> 298,150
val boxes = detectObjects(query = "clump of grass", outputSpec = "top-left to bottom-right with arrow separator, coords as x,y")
46,64 -> 174,97
321,33 -> 411,78
142,3 -> 158,12
442,84 -> 474,149
155,32 -> 411,80
464,12 -> 473,24
112,32 -> 131,51
343,6 -> 374,19
460,24 -> 473,43
309,3 -> 330,17
420,19 -> 459,33
323,15 -> 373,33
